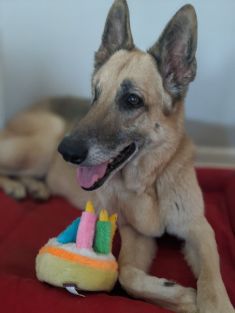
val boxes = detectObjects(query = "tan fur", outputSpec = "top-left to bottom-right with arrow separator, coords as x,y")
0,2 -> 234,313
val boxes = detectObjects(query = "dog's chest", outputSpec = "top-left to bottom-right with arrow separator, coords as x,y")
102,177 -> 165,237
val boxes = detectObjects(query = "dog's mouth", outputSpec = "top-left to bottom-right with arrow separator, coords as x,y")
76,143 -> 137,191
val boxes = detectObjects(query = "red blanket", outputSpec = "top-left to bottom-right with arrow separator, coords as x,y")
0,168 -> 234,313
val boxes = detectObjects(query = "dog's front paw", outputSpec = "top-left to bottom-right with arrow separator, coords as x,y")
175,287 -> 198,313
198,300 -> 234,313
197,286 -> 234,313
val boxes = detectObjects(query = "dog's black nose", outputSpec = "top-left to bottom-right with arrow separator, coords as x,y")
58,137 -> 88,165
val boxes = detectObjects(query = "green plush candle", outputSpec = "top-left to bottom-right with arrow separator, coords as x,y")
94,210 -> 112,254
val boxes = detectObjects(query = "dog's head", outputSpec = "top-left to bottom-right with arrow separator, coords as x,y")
58,0 -> 197,191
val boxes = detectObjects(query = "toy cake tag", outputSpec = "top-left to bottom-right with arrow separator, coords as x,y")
63,284 -> 86,297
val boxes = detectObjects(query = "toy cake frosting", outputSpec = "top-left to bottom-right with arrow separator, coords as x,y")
36,201 -> 118,294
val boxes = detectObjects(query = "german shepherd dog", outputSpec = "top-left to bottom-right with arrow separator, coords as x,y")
0,1 -> 234,312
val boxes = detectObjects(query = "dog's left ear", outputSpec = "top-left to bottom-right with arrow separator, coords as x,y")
95,0 -> 134,70
148,4 -> 197,100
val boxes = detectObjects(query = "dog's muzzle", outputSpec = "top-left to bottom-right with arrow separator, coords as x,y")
58,136 -> 138,191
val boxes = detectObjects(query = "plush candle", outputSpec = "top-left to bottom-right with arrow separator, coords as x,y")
57,217 -> 81,244
94,209 -> 112,254
109,213 -> 117,242
76,201 -> 96,249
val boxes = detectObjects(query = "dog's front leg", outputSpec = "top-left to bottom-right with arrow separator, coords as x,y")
183,217 -> 234,313
118,225 -> 197,313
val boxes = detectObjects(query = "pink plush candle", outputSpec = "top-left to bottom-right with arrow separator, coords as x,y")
76,201 -> 96,249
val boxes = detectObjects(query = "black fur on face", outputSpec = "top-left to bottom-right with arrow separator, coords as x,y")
115,79 -> 146,112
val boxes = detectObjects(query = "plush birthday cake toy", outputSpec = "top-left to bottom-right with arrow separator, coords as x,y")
36,201 -> 118,295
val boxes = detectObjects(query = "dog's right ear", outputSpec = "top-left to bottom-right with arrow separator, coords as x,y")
94,0 -> 134,71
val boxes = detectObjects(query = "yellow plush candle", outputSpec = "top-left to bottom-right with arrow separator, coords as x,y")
109,213 -> 117,241
100,209 -> 109,221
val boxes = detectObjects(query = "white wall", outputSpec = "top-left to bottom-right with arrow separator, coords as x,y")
0,0 -> 234,146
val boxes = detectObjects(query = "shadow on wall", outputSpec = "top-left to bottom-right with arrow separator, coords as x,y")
186,119 -> 235,148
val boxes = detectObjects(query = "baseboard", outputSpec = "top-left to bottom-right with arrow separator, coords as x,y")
196,146 -> 235,169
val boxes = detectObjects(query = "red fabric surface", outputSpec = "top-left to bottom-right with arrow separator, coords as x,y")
0,168 -> 234,313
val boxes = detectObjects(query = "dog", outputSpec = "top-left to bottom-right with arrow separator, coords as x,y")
0,1 -> 234,312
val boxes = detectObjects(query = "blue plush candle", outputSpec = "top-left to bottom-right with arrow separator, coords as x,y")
57,217 -> 81,244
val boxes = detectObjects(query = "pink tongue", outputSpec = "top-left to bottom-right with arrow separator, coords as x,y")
76,162 -> 108,189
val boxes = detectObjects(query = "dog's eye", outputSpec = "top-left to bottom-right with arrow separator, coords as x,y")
126,94 -> 143,108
